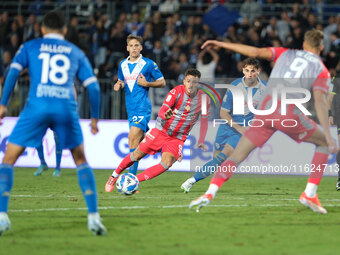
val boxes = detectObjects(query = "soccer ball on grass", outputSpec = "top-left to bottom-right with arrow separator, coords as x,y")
116,173 -> 139,195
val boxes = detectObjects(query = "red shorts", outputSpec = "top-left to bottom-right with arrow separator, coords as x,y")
245,97 -> 317,147
138,128 -> 184,160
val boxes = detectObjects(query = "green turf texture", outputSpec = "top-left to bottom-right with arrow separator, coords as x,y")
0,168 -> 339,255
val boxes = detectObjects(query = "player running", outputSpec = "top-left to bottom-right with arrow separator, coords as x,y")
105,68 -> 208,192
190,30 -> 338,214
114,35 -> 165,176
181,58 -> 266,193
0,11 -> 106,235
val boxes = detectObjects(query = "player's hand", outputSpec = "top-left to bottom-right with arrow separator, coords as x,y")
137,73 -> 148,87
90,118 -> 99,135
0,105 -> 7,125
326,134 -> 338,154
164,108 -> 173,119
201,40 -> 220,50
197,143 -> 207,152
329,116 -> 334,125
114,80 -> 124,91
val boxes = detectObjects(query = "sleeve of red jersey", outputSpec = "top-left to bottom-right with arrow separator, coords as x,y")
313,67 -> 331,95
266,47 -> 288,62
158,88 -> 178,120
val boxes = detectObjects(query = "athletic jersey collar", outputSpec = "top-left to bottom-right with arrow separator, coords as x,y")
241,77 -> 262,89
127,54 -> 142,64
43,33 -> 64,40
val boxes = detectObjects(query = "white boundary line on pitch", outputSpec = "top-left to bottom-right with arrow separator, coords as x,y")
11,194 -> 340,202
8,203 -> 340,213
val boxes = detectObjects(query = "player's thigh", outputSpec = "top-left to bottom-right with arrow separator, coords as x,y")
305,126 -> 328,147
2,143 -> 26,165
128,126 -> 145,147
139,128 -> 163,156
53,114 -> 83,150
162,138 -> 184,162
230,135 -> 257,163
9,110 -> 49,148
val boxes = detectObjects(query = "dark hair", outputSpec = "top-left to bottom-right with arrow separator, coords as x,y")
42,11 -> 66,30
185,68 -> 201,78
202,51 -> 213,65
243,58 -> 261,69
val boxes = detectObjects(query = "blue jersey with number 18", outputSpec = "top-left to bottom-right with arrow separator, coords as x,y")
10,33 -> 96,111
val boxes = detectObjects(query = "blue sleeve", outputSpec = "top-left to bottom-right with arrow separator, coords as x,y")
118,63 -> 124,81
87,82 -> 100,119
11,44 -> 28,72
221,89 -> 233,111
149,61 -> 164,80
0,68 -> 20,106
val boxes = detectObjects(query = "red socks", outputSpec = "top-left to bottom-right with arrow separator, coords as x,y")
210,160 -> 236,187
308,151 -> 328,185
137,163 -> 167,182
116,154 -> 135,175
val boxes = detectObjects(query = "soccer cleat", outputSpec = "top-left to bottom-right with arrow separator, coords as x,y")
181,178 -> 196,193
299,192 -> 327,214
88,212 -> 107,236
105,176 -> 118,192
336,181 -> 340,191
33,164 -> 48,176
189,194 -> 213,212
53,169 -> 61,177
0,213 -> 11,236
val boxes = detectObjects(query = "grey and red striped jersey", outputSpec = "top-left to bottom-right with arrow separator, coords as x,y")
155,85 -> 209,141
259,47 -> 331,108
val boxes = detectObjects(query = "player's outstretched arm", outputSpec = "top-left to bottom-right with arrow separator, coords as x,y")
137,74 -> 166,88
201,40 -> 272,60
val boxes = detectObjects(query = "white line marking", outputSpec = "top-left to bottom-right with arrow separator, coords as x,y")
8,203 -> 340,213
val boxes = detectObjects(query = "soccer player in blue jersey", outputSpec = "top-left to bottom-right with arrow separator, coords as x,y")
181,58 -> 266,192
0,11 -> 106,236
34,131 -> 62,177
113,35 -> 165,176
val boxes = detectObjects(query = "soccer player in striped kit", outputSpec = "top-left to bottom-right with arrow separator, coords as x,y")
105,68 -> 209,192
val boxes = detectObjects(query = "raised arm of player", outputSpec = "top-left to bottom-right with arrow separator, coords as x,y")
201,40 -> 272,60
137,61 -> 166,88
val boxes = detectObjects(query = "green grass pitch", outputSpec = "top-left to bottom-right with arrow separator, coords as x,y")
0,168 -> 339,255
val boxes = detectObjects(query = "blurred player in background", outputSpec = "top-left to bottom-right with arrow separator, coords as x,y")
181,58 -> 266,193
114,35 -> 165,176
327,73 -> 340,190
34,131 -> 62,177
106,68 -> 208,192
190,30 -> 338,214
0,11 -> 106,235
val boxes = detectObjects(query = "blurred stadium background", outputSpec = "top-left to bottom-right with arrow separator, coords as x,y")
0,0 -> 339,120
